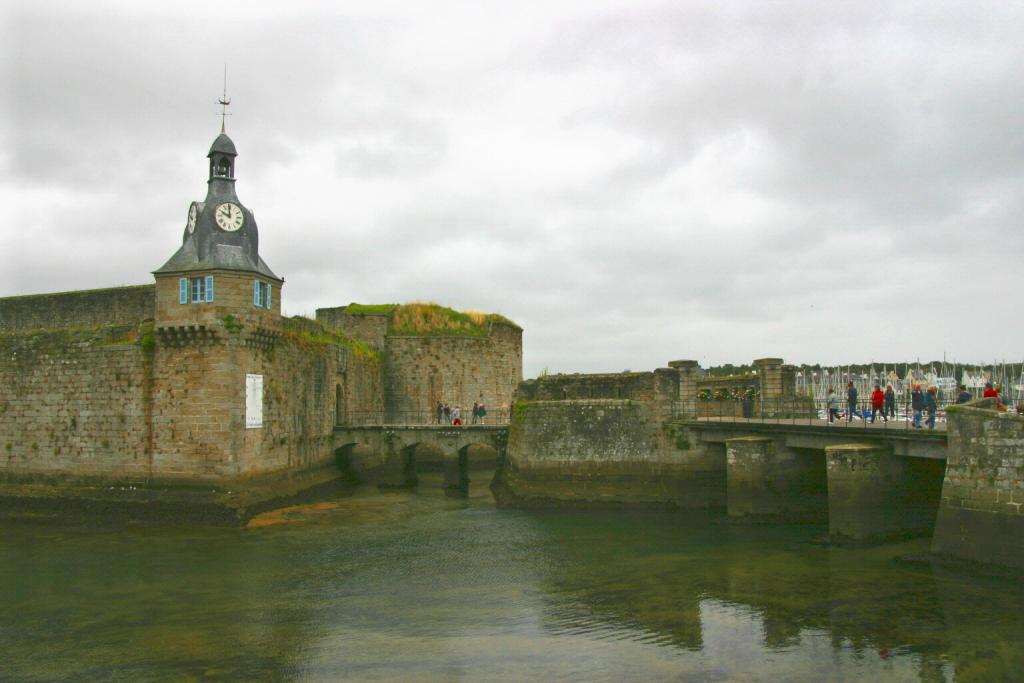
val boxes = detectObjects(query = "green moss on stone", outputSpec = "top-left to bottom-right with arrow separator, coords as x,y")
344,303 -> 397,315
282,316 -> 381,361
222,314 -> 243,334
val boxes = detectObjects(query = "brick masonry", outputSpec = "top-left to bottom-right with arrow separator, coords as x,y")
0,285 -> 155,333
0,325 -> 152,480
382,324 -> 521,421
932,399 -> 1024,568
494,396 -> 726,509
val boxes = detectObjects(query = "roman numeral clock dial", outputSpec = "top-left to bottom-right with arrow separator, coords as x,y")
215,202 -> 244,231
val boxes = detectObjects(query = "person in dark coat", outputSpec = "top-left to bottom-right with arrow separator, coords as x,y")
847,381 -> 858,422
956,385 -> 972,404
884,384 -> 896,419
924,386 -> 938,429
911,384 -> 924,428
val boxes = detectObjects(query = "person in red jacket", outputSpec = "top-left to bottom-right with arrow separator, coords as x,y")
870,384 -> 887,423
983,382 -> 999,398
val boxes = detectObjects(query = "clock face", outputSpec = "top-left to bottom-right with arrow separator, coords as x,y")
186,202 -> 198,234
215,202 -> 244,232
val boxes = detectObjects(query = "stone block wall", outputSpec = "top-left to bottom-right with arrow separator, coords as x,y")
0,324 -> 152,480
0,285 -> 155,332
155,271 -> 281,329
726,437 -> 825,521
518,372 -> 659,402
494,398 -> 725,508
1,310 -> 383,487
932,399 -> 1024,569
150,325 -> 383,482
382,323 -> 521,421
316,307 -> 389,349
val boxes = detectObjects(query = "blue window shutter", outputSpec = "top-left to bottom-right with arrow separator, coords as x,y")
253,280 -> 260,306
266,284 -> 272,309
205,275 -> 214,302
179,278 -> 187,304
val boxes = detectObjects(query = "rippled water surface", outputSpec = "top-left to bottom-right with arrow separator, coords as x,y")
2,473 -> 1022,682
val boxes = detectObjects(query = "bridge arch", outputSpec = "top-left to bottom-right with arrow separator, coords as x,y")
333,425 -> 509,494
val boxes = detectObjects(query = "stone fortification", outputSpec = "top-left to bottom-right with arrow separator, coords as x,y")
932,399 -> 1024,569
316,306 -> 389,349
0,308 -> 384,522
0,285 -> 155,332
495,361 -> 728,509
149,318 -> 382,482
0,323 -> 153,480
316,303 -> 522,422
383,326 -> 520,421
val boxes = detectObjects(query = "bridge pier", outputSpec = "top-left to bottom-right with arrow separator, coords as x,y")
825,444 -> 940,542
379,444 -> 418,489
932,401 -> 1024,569
726,436 -> 824,522
443,448 -> 469,494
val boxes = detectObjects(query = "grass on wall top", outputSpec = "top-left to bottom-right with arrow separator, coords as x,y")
343,303 -> 397,315
345,301 -> 519,337
388,302 -> 519,337
283,316 -> 380,361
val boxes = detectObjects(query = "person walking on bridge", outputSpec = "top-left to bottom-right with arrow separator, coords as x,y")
911,384 -> 924,428
924,386 -> 938,429
870,384 -> 887,423
884,384 -> 896,420
827,388 -> 840,423
846,381 -> 858,423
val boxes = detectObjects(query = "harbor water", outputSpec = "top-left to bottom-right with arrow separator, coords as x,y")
2,473 -> 1022,682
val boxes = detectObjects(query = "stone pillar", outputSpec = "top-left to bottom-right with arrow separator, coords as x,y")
754,358 -> 798,418
443,448 -> 469,494
932,402 -> 1024,569
668,360 -> 699,418
726,436 -> 823,521
826,444 -> 906,542
753,358 -> 785,399
378,441 -> 417,489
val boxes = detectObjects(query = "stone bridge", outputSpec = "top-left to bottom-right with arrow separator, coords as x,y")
682,417 -> 948,542
333,425 -> 509,492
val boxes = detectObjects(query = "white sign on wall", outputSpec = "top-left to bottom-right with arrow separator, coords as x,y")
246,374 -> 264,429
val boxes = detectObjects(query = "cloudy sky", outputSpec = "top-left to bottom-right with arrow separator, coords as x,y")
2,1 -> 1022,377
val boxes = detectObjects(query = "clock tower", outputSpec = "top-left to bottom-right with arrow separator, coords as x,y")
149,129 -> 285,481
153,131 -> 281,326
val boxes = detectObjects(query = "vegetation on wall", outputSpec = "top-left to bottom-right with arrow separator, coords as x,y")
698,386 -> 759,401
344,303 -> 397,315
346,301 -> 520,337
283,316 -> 380,361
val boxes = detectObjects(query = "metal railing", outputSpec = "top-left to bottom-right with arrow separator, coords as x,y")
677,397 -> 959,431
339,409 -> 512,427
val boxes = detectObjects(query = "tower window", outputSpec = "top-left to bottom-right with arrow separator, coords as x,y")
179,276 -> 215,304
253,280 -> 272,309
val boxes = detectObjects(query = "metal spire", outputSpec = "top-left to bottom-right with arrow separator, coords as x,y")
218,65 -> 231,133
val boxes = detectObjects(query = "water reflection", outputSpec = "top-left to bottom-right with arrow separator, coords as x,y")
1,475 -> 1022,681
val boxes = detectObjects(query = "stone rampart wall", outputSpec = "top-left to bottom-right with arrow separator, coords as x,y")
239,337 -> 383,478
1,319 -> 384,485
494,399 -> 725,508
315,308 -> 389,348
933,399 -> 1024,568
0,285 -> 155,333
0,324 -> 152,480
383,323 -> 521,420
518,372 -> 658,401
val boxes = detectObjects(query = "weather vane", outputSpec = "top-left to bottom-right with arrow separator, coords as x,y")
218,65 -> 231,133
